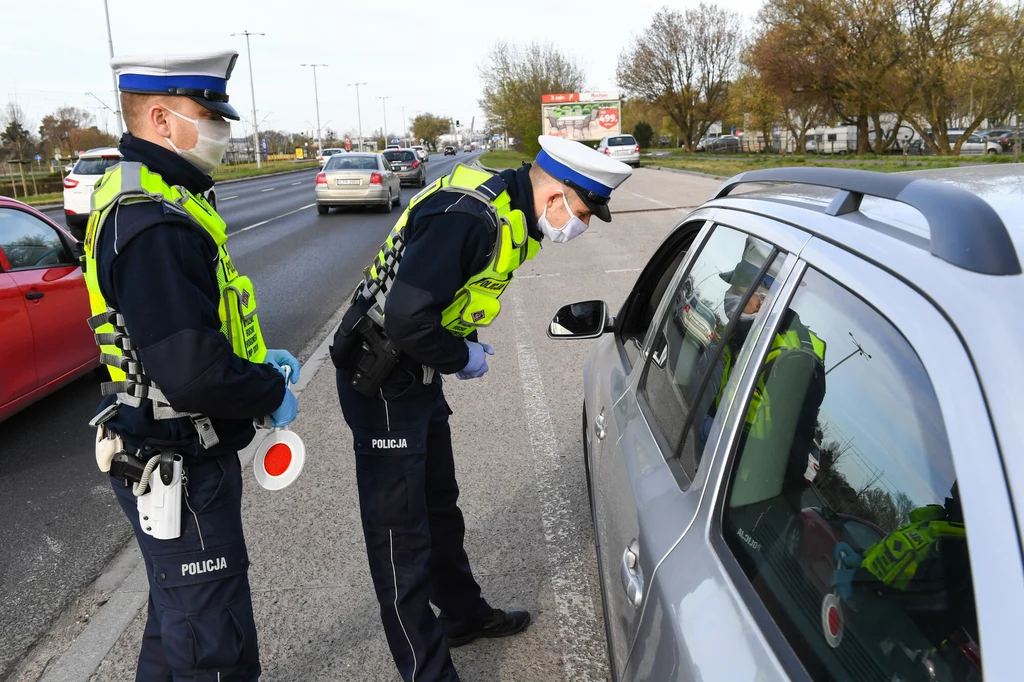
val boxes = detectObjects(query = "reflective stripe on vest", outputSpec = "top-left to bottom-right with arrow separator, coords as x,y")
861,517 -> 965,590
83,161 -> 267,421
363,164 -> 540,337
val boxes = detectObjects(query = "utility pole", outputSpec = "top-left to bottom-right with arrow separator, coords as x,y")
301,63 -> 327,155
826,332 -> 872,375
232,30 -> 265,168
377,96 -> 392,146
102,0 -> 124,136
401,106 -> 406,146
348,82 -> 367,151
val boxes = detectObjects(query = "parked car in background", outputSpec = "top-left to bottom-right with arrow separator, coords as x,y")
318,148 -> 345,168
382,148 -> 426,187
1,197 -> 98,422
980,129 -> 1017,152
548,164 -> 1017,681
410,145 -> 428,162
315,153 -> 401,215
947,130 -> 1001,155
805,138 -> 818,154
597,134 -> 641,167
62,147 -> 122,240
705,134 -> 742,153
444,146 -> 457,156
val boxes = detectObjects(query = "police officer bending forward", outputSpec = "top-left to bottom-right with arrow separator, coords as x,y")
84,52 -> 299,681
331,136 -> 632,682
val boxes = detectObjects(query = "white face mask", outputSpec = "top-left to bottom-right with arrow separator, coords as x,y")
538,191 -> 589,243
163,107 -> 231,173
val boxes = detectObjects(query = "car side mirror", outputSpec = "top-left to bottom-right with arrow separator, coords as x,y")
547,300 -> 612,339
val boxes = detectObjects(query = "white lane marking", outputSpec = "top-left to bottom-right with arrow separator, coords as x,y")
291,181 -> 301,186
510,286 -> 605,682
220,195 -> 239,201
605,268 -> 641,273
518,272 -> 562,279
260,187 -> 276,192
620,188 -> 674,208
231,203 -> 316,235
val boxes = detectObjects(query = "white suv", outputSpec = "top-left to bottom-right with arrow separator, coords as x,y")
63,148 -> 122,239
410,145 -> 428,162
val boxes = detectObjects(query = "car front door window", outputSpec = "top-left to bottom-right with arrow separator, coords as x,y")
0,208 -> 69,269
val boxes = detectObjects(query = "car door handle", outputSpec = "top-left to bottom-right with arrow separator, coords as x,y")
595,411 -> 607,441
621,543 -> 644,607
25,291 -> 44,301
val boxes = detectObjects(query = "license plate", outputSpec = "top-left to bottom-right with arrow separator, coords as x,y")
337,179 -> 360,185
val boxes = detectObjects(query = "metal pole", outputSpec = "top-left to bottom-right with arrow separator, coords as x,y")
233,31 -> 265,168
349,82 -> 366,151
377,96 -> 391,147
103,0 -> 124,136
302,64 -> 327,155
401,106 -> 406,146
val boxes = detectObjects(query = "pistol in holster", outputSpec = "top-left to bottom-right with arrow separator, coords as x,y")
330,303 -> 401,397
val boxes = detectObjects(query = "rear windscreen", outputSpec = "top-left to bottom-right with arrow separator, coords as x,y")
327,156 -> 379,170
608,136 -> 636,146
73,157 -> 120,175
383,151 -> 415,162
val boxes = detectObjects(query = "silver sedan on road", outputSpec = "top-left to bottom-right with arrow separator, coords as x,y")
315,153 -> 402,214
550,164 -> 1019,681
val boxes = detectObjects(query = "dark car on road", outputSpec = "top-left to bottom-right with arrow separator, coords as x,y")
382,148 -> 427,187
444,145 -> 457,156
705,134 -> 741,153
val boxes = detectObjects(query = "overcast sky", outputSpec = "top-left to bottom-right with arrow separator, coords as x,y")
4,0 -> 764,142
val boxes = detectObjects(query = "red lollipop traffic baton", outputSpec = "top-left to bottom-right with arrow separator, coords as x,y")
254,365 -> 306,490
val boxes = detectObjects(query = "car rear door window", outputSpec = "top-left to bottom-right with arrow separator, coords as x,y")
608,136 -> 635,146
72,157 -> 119,175
639,226 -> 785,478
721,267 -> 978,681
0,208 -> 68,270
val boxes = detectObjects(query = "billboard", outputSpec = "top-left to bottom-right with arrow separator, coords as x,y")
541,91 -> 621,141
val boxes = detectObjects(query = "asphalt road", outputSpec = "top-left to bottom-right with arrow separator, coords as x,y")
0,150 -> 482,679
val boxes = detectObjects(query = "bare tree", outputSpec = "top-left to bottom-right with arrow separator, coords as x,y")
479,41 -> 586,156
2,102 -> 35,196
617,4 -> 743,151
38,106 -> 94,158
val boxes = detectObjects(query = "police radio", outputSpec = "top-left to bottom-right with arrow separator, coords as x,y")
254,365 -> 306,490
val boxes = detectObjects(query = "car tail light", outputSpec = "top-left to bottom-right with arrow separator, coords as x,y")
370,172 -> 382,184
635,145 -> 640,152
63,177 -> 79,188
603,148 -> 611,155
316,173 -> 327,185
102,155 -> 120,160
412,160 -> 420,168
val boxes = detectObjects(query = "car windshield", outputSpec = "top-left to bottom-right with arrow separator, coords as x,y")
72,157 -> 120,176
323,150 -> 342,156
327,156 -> 378,171
607,136 -> 636,146
383,151 -> 416,162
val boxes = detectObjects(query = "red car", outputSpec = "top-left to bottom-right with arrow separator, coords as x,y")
0,197 -> 98,422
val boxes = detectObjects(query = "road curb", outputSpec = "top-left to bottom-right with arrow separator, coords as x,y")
643,165 -> 728,181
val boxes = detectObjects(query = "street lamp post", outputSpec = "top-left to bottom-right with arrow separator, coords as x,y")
377,96 -> 392,147
300,63 -> 327,156
102,0 -> 124,136
348,82 -> 367,151
232,30 -> 265,168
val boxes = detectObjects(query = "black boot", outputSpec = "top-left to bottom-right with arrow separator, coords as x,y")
447,608 -> 532,648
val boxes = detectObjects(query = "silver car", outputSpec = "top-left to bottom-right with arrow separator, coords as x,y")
410,145 -> 428,162
382,148 -> 427,188
550,164 -> 1021,681
597,134 -> 640,167
315,153 -> 401,214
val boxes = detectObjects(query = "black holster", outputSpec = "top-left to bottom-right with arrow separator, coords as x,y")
331,305 -> 401,397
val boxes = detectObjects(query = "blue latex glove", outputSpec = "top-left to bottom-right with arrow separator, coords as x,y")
456,340 -> 495,380
270,388 -> 298,428
830,542 -> 863,601
265,349 -> 300,384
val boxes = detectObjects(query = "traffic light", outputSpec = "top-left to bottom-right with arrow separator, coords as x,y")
455,120 -> 461,128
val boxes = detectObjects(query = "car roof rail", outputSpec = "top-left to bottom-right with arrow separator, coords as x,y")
714,167 -> 1021,275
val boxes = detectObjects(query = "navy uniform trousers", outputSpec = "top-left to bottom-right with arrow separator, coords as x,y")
336,362 -> 493,682
111,450 -> 260,681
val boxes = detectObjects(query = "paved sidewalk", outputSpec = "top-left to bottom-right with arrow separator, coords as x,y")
10,169 -> 721,682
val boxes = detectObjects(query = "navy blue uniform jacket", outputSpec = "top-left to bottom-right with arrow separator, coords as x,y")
92,134 -> 284,457
377,164 -> 540,374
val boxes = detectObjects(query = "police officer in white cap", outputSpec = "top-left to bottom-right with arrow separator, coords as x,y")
82,51 -> 300,681
330,135 -> 630,682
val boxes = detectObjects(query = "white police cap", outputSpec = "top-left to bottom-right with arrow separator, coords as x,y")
535,135 -> 632,222
110,51 -> 240,120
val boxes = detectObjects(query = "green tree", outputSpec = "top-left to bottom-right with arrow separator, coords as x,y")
411,113 -> 452,150
2,103 -> 35,196
632,121 -> 654,148
38,106 -> 94,158
617,4 -> 743,152
479,41 -> 586,157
